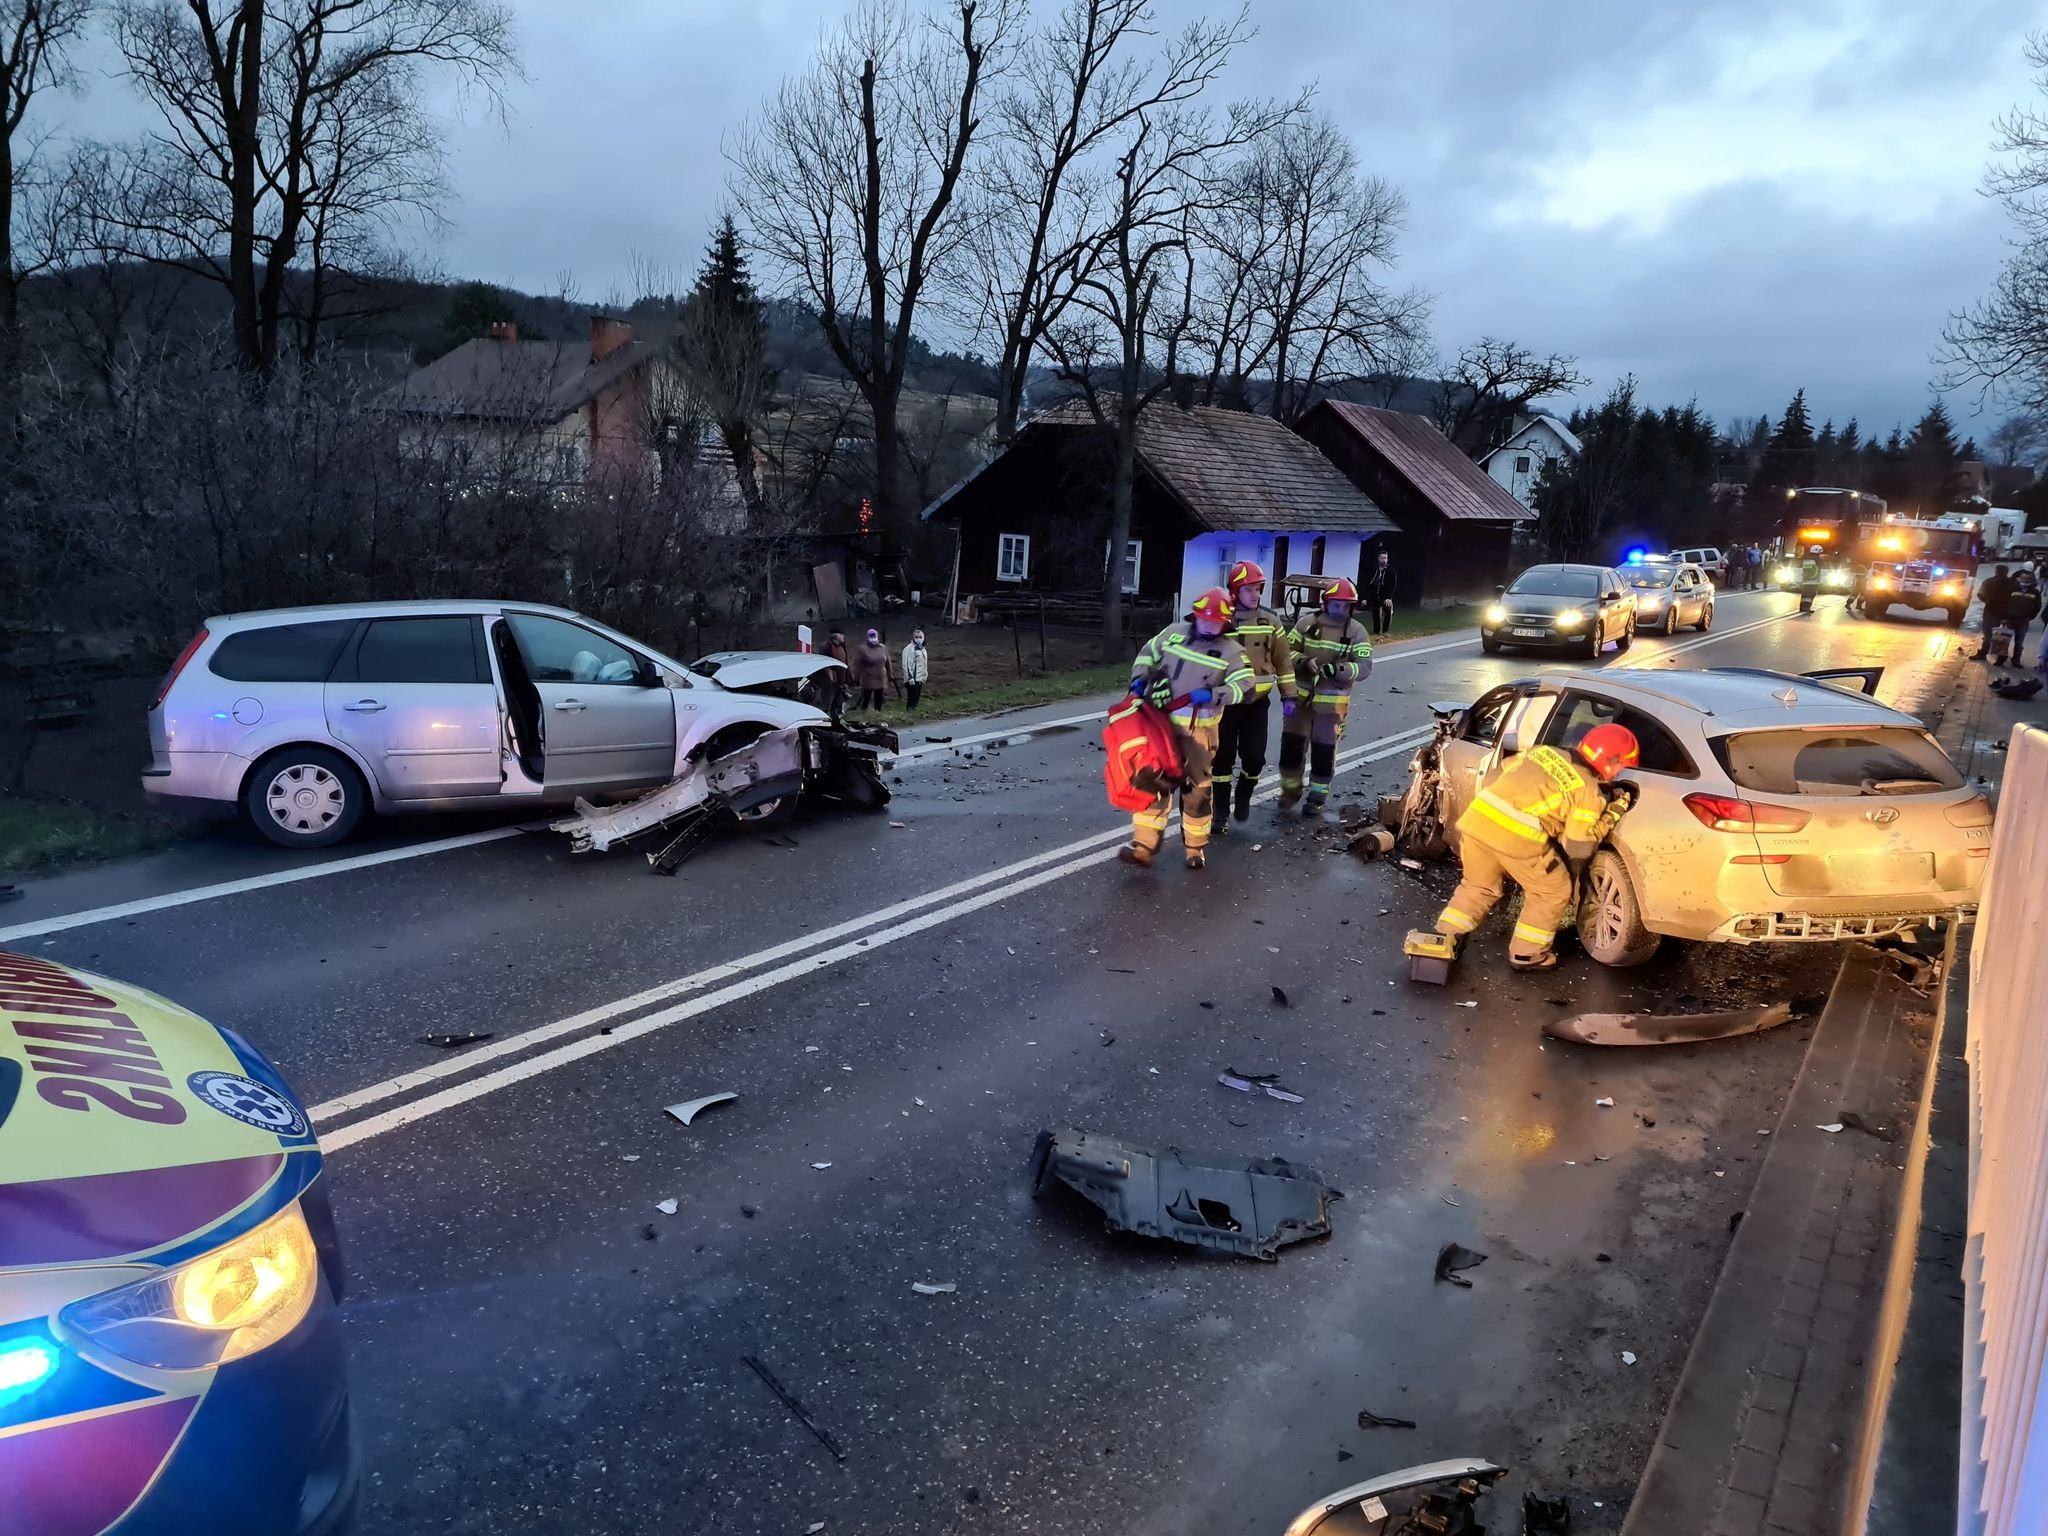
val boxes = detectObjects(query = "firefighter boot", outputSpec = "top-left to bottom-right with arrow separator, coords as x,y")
1510,949 -> 1559,972
1117,845 -> 1154,869
1233,775 -> 1256,822
1208,776 -> 1231,839
1185,846 -> 1206,870
1303,789 -> 1327,818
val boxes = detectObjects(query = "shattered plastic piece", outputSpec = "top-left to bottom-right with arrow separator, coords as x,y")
1219,1073 -> 1255,1093
809,1525 -> 827,1534
811,1161 -> 834,1169
1595,1097 -> 1614,1108
1356,1408 -> 1418,1430
1267,945 -> 1281,954
1029,1126 -> 1339,1261
1399,858 -> 1424,871
622,1154 -> 641,1162
889,820 -> 908,828
1839,1110 -> 1898,1142
1263,1084 -> 1306,1104
1434,1242 -> 1488,1287
417,1031 -> 494,1049
911,1281 -> 957,1295
1455,1001 -> 1478,1009
1620,1351 -> 1637,1366
805,1045 -> 821,1052
1230,1068 -> 1281,1083
655,1198 -> 678,1215
743,1354 -> 847,1462
1817,1123 -> 1845,1134
1544,1002 -> 1795,1046
665,1092 -> 738,1126
1442,1195 -> 1461,1207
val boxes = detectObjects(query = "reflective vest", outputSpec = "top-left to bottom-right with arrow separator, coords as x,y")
1459,747 -> 1610,862
1230,605 -> 1296,700
1287,613 -> 1372,705
1129,621 -> 1254,729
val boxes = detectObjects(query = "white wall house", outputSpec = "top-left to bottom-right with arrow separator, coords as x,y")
1480,413 -> 1583,509
1174,531 -> 1366,616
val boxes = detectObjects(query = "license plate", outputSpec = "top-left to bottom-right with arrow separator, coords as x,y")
1903,582 -> 1928,594
1510,627 -> 1548,638
1826,851 -> 1935,887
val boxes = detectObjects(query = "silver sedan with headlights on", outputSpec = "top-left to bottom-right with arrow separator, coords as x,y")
1622,557 -> 1715,634
1480,563 -> 1637,658
1403,665 -> 1988,966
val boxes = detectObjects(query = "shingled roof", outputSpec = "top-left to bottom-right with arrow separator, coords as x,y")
1309,401 -> 1536,523
925,398 -> 1393,534
386,335 -> 656,423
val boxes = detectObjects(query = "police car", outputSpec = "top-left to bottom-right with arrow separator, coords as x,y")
0,954 -> 353,1535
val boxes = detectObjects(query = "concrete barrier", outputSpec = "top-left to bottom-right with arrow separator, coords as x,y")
1963,722 -> 2048,1535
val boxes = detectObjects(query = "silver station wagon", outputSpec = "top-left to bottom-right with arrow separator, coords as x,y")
144,601 -> 834,848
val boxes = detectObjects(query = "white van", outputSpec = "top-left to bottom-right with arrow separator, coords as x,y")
1670,547 -> 1727,584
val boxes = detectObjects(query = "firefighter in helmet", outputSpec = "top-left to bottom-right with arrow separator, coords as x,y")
1209,559 -> 1295,838
1121,586 -> 1255,870
1433,722 -> 1640,971
1279,577 -> 1373,815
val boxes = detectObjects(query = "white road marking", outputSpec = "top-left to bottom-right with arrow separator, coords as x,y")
0,827 -> 529,944
315,724 -> 1435,1149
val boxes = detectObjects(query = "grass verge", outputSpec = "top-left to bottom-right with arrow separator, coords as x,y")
0,796 -> 186,875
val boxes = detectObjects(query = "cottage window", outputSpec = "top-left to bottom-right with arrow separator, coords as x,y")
997,532 -> 1030,583
1515,454 -> 1532,474
1120,539 -> 1142,595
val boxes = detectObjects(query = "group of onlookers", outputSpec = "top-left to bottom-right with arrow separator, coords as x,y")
1723,544 -> 1774,590
823,627 -> 931,713
1973,564 -> 2046,685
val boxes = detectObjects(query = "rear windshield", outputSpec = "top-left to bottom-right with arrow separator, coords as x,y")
1628,568 -> 1678,588
208,620 -> 355,682
1710,727 -> 1963,797
1508,569 -> 1599,597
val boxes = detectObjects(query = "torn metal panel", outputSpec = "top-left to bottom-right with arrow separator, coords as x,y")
1029,1126 -> 1339,1261
553,727 -> 804,854
1543,1002 -> 1795,1046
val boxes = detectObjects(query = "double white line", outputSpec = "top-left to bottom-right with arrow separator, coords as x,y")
314,721 -> 1436,1151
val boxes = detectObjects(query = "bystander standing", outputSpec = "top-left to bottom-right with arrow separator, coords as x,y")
901,630 -> 929,711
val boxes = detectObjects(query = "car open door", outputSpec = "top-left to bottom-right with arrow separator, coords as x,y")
502,612 -> 677,793
1801,666 -> 1884,697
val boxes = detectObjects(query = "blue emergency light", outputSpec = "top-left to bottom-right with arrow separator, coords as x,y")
1624,547 -> 1647,565
0,1337 -> 58,1404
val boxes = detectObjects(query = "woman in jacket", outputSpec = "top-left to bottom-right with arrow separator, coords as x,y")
900,630 -> 930,711
853,628 -> 893,711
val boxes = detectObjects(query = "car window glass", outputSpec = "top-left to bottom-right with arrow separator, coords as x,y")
1627,569 -> 1677,588
208,620 -> 355,682
1711,728 -> 1963,796
1461,688 -> 1518,746
1543,693 -> 1695,776
506,613 -> 643,684
352,617 -> 482,684
1508,569 -> 1599,597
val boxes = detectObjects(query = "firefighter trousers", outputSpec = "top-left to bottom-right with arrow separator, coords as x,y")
1434,838 -> 1575,964
1278,698 -> 1348,799
1132,720 -> 1219,855
1212,693 -> 1272,796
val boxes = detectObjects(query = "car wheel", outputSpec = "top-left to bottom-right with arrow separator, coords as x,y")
1578,848 -> 1661,967
1662,606 -> 1678,635
1946,606 -> 1967,628
244,746 -> 365,849
1582,625 -> 1601,659
1481,634 -> 1501,655
1614,618 -> 1633,654
1696,602 -> 1713,632
705,724 -> 798,826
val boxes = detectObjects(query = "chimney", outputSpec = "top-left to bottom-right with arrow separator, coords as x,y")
589,314 -> 633,363
487,321 -> 519,343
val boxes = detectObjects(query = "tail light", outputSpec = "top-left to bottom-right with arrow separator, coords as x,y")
151,627 -> 209,710
1683,792 -> 1812,834
1944,794 -> 1994,828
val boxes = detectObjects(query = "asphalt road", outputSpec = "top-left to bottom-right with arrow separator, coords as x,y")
4,589 -> 1976,1535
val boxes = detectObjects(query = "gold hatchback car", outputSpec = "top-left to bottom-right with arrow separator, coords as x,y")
1410,666 -> 1989,965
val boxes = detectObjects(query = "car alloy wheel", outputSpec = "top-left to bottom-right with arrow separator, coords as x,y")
1579,849 -> 1660,967
265,763 -> 346,837
1663,606 -> 1678,635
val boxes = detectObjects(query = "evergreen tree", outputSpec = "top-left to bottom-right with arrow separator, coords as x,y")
1750,389 -> 1818,503
676,214 -> 775,516
417,281 -> 527,364
1814,418 -> 1839,483
1902,401 -> 1961,513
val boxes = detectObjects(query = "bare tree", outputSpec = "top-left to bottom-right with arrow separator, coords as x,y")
1428,337 -> 1588,456
1988,409 -> 2048,469
0,1 -> 91,428
102,0 -> 516,376
1941,32 -> 2048,412
729,0 -> 1018,537
1044,88 -> 1295,651
964,0 -> 1246,443
1191,111 -> 1428,423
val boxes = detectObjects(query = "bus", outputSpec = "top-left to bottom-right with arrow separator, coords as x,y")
1770,487 -> 1888,588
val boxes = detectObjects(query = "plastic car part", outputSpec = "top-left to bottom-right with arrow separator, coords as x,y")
1029,1127 -> 1339,1262
1280,1459 -> 1508,1536
1543,1002 -> 1795,1046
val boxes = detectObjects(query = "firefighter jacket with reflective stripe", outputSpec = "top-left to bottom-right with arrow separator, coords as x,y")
1287,613 -> 1372,703
1130,622 -> 1254,729
1458,746 -> 1612,863
1231,606 -> 1296,700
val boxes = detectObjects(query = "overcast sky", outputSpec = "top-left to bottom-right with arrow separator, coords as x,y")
45,0 -> 2041,440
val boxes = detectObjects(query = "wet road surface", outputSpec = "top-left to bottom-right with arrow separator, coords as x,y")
6,592 -> 1975,1533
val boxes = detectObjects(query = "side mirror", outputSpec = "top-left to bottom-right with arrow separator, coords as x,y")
1494,584 -> 1507,596
637,659 -> 664,688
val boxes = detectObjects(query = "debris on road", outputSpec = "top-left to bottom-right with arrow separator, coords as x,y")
664,1091 -> 738,1126
1523,1492 -> 1572,1534
1346,825 -> 1396,860
1838,1110 -> 1898,1141
1595,1097 -> 1614,1108
1434,1242 -> 1488,1287
1029,1127 -> 1338,1261
1442,1195 -> 1461,1206
1217,1071 -> 1305,1103
1271,985 -> 1290,1007
417,1031 -> 494,1049
911,1281 -> 957,1295
1620,1351 -> 1638,1366
1544,1001 -> 1795,1046
655,1198 -> 679,1215
742,1354 -> 847,1463
811,1161 -> 834,1169
1817,1122 -> 1845,1134
1355,1408 -> 1418,1430
1455,1000 -> 1478,1009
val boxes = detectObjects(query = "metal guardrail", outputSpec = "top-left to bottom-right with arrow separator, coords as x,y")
1963,722 -> 2048,1536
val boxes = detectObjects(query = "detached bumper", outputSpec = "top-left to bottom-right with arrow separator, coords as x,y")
1711,905 -> 1978,943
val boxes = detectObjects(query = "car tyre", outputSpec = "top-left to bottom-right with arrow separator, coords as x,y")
1695,602 -> 1713,632
1946,606 -> 1967,628
1662,606 -> 1678,635
1578,848 -> 1661,967
1613,618 -> 1633,655
1481,634 -> 1502,655
1582,624 -> 1601,659
244,746 -> 366,849
705,723 -> 798,826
